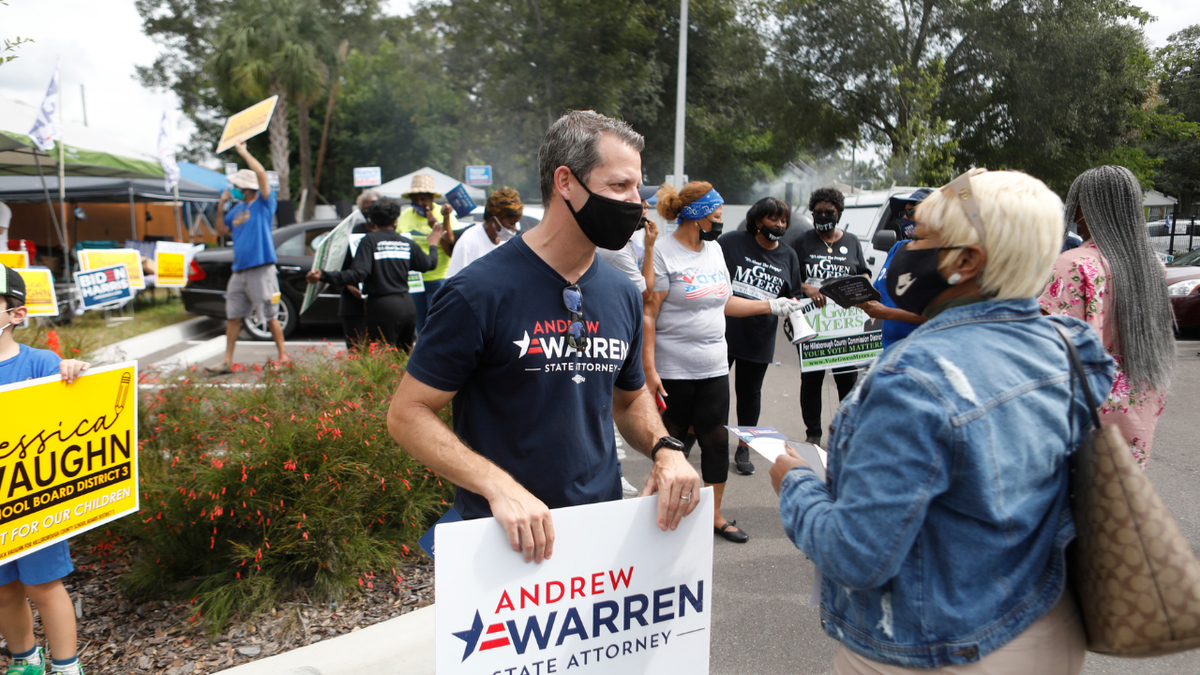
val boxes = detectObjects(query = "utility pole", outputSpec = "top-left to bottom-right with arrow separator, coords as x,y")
672,0 -> 688,189
80,84 -> 88,127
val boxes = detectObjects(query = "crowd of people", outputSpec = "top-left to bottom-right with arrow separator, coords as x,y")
0,107 -> 1179,675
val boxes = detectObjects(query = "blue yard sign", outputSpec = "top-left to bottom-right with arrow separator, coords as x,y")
445,184 -> 477,218
74,264 -> 133,310
464,165 -> 493,186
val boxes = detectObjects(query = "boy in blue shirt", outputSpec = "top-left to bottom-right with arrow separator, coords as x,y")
0,265 -> 90,675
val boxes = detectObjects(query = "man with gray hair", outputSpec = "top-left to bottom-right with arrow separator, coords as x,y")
388,110 -> 701,564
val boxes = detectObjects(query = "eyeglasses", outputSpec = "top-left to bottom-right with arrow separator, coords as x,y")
812,209 -> 838,218
940,168 -> 988,242
562,285 -> 589,352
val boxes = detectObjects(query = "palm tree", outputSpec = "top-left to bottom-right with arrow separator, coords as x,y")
210,0 -> 332,203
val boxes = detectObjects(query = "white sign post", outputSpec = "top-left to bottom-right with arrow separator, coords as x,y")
435,490 -> 714,675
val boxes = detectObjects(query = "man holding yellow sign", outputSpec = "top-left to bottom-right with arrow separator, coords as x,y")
0,264 -> 95,675
211,142 -> 288,374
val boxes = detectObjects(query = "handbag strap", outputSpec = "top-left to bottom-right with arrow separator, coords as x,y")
1054,323 -> 1102,430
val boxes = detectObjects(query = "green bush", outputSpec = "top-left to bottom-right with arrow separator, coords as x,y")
121,345 -> 453,633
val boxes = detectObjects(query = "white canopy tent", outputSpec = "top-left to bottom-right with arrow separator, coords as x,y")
375,166 -> 485,203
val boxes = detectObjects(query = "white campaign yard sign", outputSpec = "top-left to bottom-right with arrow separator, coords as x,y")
436,489 -> 714,675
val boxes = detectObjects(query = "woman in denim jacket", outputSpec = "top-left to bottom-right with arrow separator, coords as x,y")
771,170 -> 1115,674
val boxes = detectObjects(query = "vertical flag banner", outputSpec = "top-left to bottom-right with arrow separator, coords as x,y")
15,269 -> 57,317
435,490 -> 715,675
27,64 -> 62,152
157,110 -> 180,193
79,250 -> 145,290
0,363 -> 139,564
0,252 -> 29,270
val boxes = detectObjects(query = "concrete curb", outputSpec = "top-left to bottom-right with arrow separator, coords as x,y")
91,316 -> 217,364
151,335 -> 227,370
218,604 -> 435,675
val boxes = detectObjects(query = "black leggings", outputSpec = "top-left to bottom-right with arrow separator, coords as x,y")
661,375 -> 730,485
341,315 -> 367,351
800,367 -> 858,437
365,294 -> 417,352
728,357 -> 770,427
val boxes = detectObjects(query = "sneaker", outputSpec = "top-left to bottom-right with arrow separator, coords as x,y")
6,647 -> 45,675
734,446 -> 755,475
620,476 -> 639,497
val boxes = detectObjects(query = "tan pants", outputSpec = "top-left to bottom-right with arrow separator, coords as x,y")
833,595 -> 1086,675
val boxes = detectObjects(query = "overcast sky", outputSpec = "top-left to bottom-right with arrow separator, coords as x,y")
0,0 -> 1196,166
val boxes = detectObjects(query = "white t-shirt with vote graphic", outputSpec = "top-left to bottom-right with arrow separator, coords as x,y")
652,235 -> 732,380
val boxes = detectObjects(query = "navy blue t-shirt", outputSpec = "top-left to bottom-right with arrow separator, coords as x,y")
0,343 -> 61,386
873,240 -> 920,347
404,235 -> 645,520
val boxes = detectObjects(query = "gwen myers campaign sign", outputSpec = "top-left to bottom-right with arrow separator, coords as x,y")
436,489 -> 714,675
74,264 -> 133,309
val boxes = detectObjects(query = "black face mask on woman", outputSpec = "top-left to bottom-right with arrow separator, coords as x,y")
813,212 -> 838,233
564,170 -> 644,250
885,244 -> 966,314
760,225 -> 786,241
700,220 -> 724,242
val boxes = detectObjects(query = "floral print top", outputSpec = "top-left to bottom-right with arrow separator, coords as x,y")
1038,241 -> 1166,468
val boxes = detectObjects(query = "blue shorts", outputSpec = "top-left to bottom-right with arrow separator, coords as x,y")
0,542 -> 72,587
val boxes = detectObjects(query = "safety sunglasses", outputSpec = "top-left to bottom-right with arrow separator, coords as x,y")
562,285 -> 589,352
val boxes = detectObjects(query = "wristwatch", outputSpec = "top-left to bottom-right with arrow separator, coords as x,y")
650,436 -> 685,462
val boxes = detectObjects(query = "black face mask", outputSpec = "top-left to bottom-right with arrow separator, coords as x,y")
760,225 -> 786,241
885,244 -> 963,314
813,212 -> 838,233
564,170 -> 644,250
700,220 -> 723,242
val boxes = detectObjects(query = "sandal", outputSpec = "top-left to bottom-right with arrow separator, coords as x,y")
714,520 -> 749,544
205,364 -> 234,376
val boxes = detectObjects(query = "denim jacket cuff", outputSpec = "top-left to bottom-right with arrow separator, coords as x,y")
781,465 -> 817,495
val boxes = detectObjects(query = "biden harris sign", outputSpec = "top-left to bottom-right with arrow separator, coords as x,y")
435,489 -> 714,675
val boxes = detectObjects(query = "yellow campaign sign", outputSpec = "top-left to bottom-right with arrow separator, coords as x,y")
0,362 -> 138,564
156,252 -> 187,288
80,249 -> 145,290
15,268 -> 57,317
0,252 -> 29,270
216,96 -> 279,153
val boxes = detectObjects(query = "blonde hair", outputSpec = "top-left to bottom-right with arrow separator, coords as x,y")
915,170 -> 1063,300
656,181 -> 713,221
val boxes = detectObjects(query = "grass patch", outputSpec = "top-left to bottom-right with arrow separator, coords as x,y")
15,290 -> 193,358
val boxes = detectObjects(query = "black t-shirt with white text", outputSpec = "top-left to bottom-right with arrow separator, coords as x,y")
719,230 -> 802,363
404,235 -> 645,520
321,229 -> 437,298
792,229 -> 871,285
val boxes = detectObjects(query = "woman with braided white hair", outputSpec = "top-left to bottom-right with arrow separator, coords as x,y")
1039,165 -> 1174,468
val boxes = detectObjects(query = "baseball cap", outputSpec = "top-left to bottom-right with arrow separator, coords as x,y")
0,264 -> 25,302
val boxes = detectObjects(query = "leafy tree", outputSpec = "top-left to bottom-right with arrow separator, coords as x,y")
773,0 -> 1160,193
209,0 -> 335,201
1,1 -> 33,68
312,30 -> 472,204
136,0 -> 383,175
1151,25 -> 1200,212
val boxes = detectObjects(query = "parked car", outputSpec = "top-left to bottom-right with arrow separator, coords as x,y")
182,220 -> 344,339
1166,246 -> 1200,331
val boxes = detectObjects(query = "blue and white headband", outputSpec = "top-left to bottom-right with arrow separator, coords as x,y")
678,188 -> 724,223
